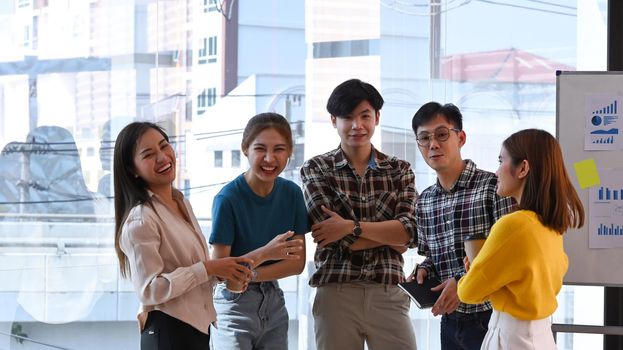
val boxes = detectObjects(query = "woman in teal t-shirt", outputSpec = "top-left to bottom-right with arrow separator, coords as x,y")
209,112 -> 310,350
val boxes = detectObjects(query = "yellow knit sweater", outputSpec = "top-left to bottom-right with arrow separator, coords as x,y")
457,210 -> 568,320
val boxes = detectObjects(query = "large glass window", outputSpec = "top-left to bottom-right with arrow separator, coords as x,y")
0,1 -> 608,349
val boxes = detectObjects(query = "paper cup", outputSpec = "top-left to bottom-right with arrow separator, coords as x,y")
464,236 -> 486,263
225,279 -> 244,293
225,262 -> 250,293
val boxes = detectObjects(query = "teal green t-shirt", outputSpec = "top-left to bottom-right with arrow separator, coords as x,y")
209,174 -> 310,258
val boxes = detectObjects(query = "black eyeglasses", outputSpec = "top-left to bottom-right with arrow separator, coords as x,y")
416,126 -> 461,147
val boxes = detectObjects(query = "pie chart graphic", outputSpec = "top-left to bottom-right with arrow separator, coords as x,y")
592,115 -> 603,126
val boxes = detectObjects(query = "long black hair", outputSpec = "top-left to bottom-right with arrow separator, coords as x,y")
113,121 -> 169,277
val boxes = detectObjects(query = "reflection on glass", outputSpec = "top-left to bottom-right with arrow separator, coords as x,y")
0,0 -> 608,349
0,126 -> 114,329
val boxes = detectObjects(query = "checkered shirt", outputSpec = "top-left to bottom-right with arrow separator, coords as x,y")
300,145 -> 418,287
417,159 -> 515,314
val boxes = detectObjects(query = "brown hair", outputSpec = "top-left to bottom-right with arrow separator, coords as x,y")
502,129 -> 584,234
241,112 -> 293,156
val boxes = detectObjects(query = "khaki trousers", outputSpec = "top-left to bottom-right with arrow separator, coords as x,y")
313,283 -> 417,350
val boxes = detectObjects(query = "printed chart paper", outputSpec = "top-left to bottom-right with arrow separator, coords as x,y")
585,95 -> 623,151
589,168 -> 623,248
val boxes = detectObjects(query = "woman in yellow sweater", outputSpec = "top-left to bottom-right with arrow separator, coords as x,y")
457,129 -> 584,349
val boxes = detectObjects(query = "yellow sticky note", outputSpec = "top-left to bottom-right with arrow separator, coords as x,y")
573,159 -> 601,189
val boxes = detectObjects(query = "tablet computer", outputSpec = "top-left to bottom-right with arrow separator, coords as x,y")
398,277 -> 442,309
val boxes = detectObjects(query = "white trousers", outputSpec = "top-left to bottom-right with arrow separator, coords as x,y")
481,310 -> 557,350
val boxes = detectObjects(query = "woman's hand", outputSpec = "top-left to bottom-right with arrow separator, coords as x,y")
204,256 -> 253,282
259,230 -> 304,261
463,256 -> 471,272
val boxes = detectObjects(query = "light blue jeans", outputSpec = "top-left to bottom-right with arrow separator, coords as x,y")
211,281 -> 288,350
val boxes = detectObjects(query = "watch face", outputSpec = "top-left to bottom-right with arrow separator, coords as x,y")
353,226 -> 362,237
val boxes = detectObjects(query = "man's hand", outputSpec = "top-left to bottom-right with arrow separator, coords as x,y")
430,277 -> 460,316
311,205 -> 352,247
406,266 -> 427,283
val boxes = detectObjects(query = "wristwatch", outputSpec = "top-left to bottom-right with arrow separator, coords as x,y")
352,219 -> 362,237
251,268 -> 258,282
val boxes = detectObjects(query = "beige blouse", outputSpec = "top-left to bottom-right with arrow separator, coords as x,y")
120,189 -> 216,334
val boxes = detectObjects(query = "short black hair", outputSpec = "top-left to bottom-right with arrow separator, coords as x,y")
326,79 -> 384,117
411,101 -> 463,135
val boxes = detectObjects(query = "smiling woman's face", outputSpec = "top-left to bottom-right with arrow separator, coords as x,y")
133,127 -> 176,193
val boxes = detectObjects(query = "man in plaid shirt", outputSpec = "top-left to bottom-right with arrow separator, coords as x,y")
300,79 -> 418,350
411,102 -> 515,350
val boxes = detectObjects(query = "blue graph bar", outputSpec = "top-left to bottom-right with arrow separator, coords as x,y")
597,187 -> 623,201
594,137 -> 615,144
597,223 -> 623,235
595,101 -> 619,115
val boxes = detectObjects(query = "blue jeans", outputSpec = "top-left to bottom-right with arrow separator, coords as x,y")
211,281 -> 288,350
440,309 -> 492,350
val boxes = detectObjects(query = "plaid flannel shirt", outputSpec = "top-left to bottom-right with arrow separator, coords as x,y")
417,159 -> 515,314
300,145 -> 418,287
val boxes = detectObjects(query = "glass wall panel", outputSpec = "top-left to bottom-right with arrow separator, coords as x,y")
0,1 -> 608,349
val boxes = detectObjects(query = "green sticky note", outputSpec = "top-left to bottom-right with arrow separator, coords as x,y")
573,159 -> 601,189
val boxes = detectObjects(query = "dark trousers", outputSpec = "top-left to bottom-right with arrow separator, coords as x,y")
141,310 -> 210,350
440,309 -> 492,350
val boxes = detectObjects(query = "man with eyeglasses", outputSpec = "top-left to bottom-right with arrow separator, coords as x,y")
410,102 -> 515,350
301,79 -> 418,350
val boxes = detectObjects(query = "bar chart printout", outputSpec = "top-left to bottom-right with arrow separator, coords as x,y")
589,169 -> 623,248
585,95 -> 623,150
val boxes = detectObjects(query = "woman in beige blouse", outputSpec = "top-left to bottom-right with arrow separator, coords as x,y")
113,122 -> 253,350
